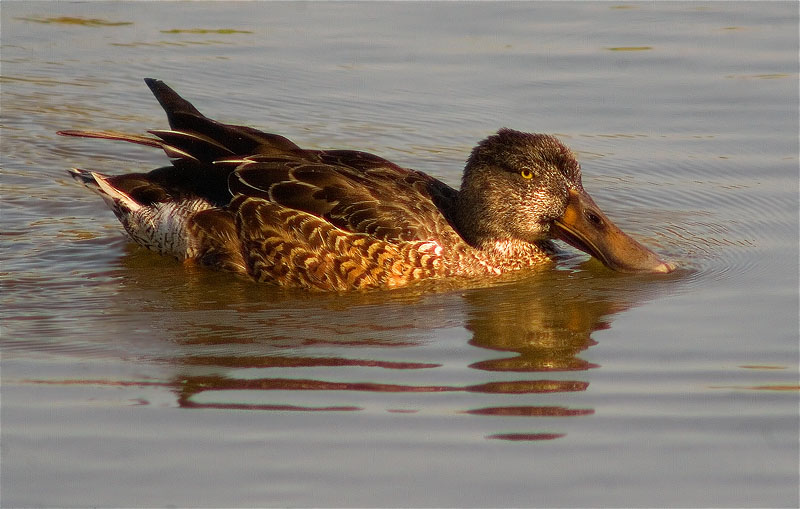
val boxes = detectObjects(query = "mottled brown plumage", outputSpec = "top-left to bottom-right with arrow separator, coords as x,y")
61,79 -> 672,291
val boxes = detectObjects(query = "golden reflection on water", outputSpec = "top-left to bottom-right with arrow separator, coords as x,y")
463,277 -> 619,372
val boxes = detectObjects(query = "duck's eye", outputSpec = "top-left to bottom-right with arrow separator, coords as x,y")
520,168 -> 533,180
585,210 -> 604,227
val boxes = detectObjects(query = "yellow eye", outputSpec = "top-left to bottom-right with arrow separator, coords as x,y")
520,168 -> 533,179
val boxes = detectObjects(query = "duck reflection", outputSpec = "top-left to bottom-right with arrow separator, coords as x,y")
111,250 -> 663,439
464,270 -> 624,372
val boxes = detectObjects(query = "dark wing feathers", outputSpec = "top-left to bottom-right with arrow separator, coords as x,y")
162,113 -> 302,159
229,157 -> 457,243
94,159 -> 233,207
144,78 -> 204,121
144,77 -> 302,159
318,149 -> 406,172
63,78 -> 460,246
148,129 -> 235,161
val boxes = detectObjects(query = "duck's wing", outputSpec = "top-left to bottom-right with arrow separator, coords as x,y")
229,152 -> 459,245
60,78 -> 461,245
144,77 -> 462,243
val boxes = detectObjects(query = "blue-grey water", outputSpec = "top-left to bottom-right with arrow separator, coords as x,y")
1,2 -> 798,507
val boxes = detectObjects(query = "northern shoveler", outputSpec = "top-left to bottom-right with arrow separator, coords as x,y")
60,78 -> 673,290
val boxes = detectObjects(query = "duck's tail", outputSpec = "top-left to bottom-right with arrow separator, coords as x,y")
68,168 -> 212,260
68,168 -> 142,212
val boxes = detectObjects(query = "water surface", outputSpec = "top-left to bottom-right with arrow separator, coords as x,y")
2,2 -> 798,507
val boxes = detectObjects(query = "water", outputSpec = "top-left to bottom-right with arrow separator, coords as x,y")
2,2 -> 798,507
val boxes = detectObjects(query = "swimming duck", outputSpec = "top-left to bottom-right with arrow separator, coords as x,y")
60,78 -> 673,291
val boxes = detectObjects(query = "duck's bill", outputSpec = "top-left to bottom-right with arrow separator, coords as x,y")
552,189 -> 675,274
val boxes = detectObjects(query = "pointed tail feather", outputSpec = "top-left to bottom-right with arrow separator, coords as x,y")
68,168 -> 213,259
144,78 -> 205,120
68,168 -> 142,212
67,167 -> 102,188
57,129 -> 164,149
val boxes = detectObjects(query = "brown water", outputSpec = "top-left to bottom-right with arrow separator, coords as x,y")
2,2 -> 798,507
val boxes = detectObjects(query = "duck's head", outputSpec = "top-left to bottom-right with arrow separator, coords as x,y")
455,128 -> 673,274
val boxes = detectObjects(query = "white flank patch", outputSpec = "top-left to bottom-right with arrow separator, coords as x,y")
124,198 -> 213,259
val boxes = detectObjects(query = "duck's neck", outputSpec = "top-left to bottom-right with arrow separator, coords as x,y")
451,187 -> 494,249
450,193 -> 548,272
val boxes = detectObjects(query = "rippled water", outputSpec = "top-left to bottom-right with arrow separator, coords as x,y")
2,2 -> 798,507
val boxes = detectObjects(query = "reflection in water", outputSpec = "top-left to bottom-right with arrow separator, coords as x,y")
127,255 -> 662,440
178,355 -> 439,370
464,406 -> 594,417
464,275 -> 616,373
25,248 -> 668,441
487,433 -> 567,442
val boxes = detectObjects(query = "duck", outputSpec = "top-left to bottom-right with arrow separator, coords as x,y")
59,78 -> 674,291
